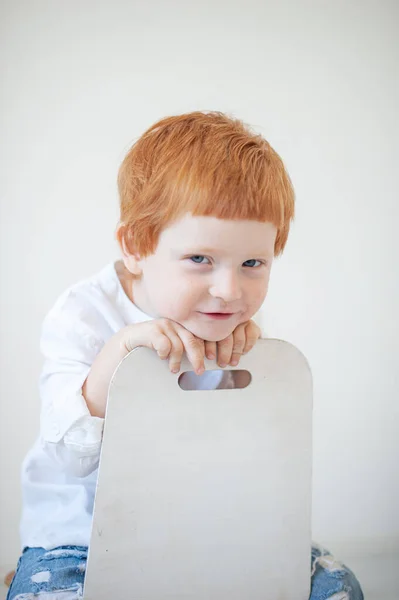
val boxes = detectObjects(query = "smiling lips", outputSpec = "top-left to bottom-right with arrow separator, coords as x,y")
199,312 -> 235,320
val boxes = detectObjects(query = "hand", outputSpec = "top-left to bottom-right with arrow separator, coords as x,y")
203,320 -> 261,368
123,319 -> 206,375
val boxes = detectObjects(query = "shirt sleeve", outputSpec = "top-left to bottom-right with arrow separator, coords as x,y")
39,289 -> 107,478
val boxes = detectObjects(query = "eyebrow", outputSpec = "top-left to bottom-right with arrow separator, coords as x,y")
180,248 -> 220,255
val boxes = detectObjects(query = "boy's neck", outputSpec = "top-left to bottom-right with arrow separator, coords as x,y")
115,259 -> 135,305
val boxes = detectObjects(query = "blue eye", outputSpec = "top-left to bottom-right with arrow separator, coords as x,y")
243,259 -> 262,268
190,256 -> 210,264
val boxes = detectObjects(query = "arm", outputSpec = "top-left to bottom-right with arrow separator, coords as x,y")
41,289 -> 260,478
82,319 -> 207,418
83,317 -> 264,415
82,327 -> 130,418
39,295 -> 111,478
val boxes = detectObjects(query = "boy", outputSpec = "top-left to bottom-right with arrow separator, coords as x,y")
7,111 -> 363,599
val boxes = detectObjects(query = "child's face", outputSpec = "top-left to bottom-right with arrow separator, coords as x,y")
126,214 -> 277,342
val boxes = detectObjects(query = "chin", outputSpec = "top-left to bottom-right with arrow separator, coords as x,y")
186,322 -> 237,343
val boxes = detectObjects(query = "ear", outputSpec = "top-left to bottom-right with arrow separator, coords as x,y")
116,224 -> 142,276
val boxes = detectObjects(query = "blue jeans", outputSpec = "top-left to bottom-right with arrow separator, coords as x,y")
7,543 -> 364,599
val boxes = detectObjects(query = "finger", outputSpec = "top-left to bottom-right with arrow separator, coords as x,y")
151,332 -> 173,360
229,323 -> 247,366
216,335 -> 234,368
166,333 -> 185,374
176,327 -> 205,375
204,340 -> 217,360
242,321 -> 261,354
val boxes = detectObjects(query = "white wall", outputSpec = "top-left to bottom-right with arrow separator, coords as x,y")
1,0 -> 398,571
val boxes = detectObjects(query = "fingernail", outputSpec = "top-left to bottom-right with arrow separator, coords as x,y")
207,353 -> 215,360
219,363 -> 227,368
171,367 -> 179,374
196,367 -> 205,375
230,360 -> 238,366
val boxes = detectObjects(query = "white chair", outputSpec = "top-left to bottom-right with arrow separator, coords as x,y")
84,338 -> 313,599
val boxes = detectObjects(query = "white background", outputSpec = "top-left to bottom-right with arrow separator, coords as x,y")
1,0 -> 398,589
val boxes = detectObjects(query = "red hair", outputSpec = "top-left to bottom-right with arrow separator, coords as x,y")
118,111 -> 295,256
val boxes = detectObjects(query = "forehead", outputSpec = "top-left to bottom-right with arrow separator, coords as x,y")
158,214 -> 277,255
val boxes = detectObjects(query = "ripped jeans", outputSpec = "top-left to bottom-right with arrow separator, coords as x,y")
7,543 -> 364,599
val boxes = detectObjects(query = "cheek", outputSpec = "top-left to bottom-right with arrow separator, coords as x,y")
154,276 -> 203,316
176,283 -> 204,310
242,278 -> 270,315
248,277 -> 269,303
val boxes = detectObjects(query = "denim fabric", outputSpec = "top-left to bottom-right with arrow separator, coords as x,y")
7,543 -> 363,599
7,547 -> 86,599
310,543 -> 364,599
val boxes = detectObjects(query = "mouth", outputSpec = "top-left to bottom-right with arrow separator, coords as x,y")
198,312 -> 235,320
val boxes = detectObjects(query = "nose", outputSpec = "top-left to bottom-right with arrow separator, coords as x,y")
209,270 -> 242,303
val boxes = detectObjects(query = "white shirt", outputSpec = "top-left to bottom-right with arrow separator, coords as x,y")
20,263 -> 226,551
